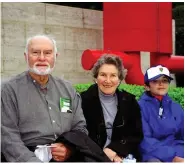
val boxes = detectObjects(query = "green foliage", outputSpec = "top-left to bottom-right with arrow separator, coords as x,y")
168,87 -> 184,108
74,84 -> 184,108
74,83 -> 92,93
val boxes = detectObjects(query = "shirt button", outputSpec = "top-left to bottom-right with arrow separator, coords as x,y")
52,120 -> 55,123
49,107 -> 51,110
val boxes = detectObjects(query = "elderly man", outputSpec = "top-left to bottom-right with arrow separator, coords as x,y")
1,35 -> 89,162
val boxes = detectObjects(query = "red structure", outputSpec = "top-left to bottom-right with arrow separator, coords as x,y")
81,2 -> 184,85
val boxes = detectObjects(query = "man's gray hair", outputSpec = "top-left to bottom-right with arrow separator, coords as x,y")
92,54 -> 125,81
24,34 -> 57,55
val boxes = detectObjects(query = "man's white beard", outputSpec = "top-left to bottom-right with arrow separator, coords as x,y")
28,64 -> 54,75
27,56 -> 56,75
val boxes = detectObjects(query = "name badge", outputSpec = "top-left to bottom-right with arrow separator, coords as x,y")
60,98 -> 72,113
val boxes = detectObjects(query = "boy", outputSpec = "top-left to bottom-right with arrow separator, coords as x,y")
138,65 -> 184,162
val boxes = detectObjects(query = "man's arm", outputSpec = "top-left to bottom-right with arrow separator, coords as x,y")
71,92 -> 88,134
1,84 -> 41,162
50,91 -> 88,162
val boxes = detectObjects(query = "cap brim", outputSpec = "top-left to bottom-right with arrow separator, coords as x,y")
149,74 -> 173,81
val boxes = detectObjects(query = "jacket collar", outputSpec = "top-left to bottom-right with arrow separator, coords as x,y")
85,83 -> 132,129
140,91 -> 172,102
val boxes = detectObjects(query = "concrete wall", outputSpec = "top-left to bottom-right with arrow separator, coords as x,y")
1,2 -> 103,84
1,2 -> 176,86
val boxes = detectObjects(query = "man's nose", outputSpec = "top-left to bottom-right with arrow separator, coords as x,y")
38,52 -> 45,60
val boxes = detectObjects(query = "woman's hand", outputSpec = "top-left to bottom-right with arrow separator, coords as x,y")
103,148 -> 116,161
113,155 -> 123,162
51,143 -> 71,162
103,148 -> 122,162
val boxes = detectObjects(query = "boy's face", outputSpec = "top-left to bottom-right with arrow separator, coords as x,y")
146,75 -> 170,96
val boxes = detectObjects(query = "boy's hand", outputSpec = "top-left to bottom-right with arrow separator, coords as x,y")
172,156 -> 184,162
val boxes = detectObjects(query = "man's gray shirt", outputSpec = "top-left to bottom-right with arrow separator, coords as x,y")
1,71 -> 88,162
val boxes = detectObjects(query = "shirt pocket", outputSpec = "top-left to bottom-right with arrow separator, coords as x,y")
60,112 -> 73,133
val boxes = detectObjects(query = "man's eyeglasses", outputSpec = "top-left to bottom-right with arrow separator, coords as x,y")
31,51 -> 53,58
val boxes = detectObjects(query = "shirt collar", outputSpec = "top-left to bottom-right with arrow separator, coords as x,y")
26,71 -> 52,90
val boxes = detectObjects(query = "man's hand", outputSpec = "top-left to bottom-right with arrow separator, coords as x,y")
103,148 -> 122,162
172,156 -> 184,162
51,143 -> 72,162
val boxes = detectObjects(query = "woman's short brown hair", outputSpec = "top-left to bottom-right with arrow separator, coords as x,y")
92,54 -> 124,81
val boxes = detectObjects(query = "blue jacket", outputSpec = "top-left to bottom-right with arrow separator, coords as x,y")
138,92 -> 184,162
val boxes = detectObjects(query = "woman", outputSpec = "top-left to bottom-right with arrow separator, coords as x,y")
81,55 -> 143,162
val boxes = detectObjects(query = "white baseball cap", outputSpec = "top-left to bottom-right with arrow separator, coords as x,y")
144,65 -> 173,83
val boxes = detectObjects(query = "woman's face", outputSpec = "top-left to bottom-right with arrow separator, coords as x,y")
96,64 -> 120,95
